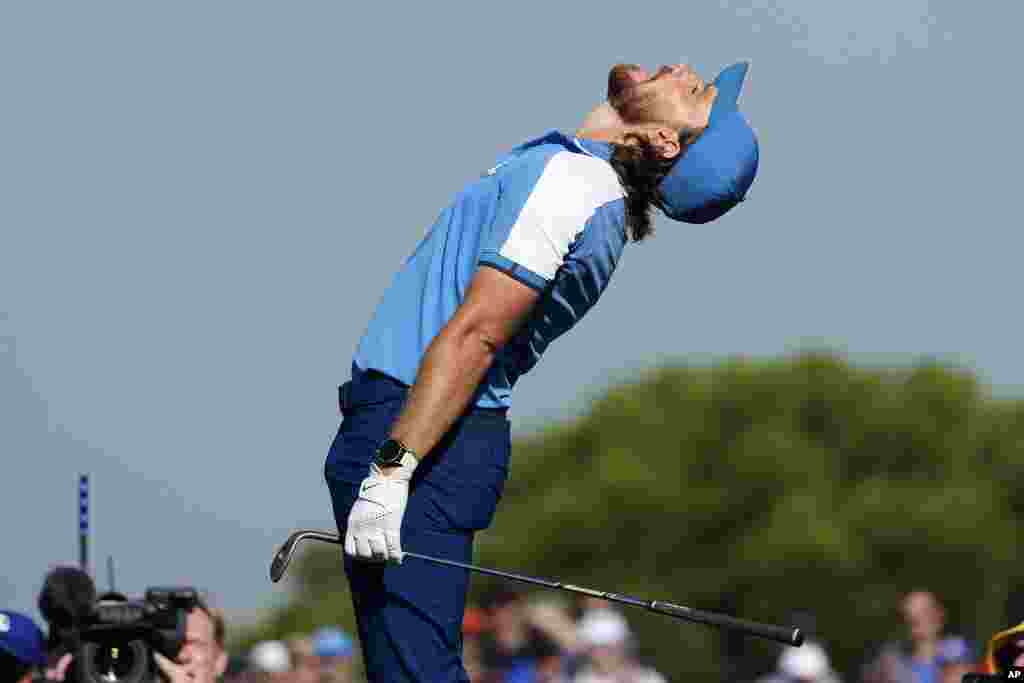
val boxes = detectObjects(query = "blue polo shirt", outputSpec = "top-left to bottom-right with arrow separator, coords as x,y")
353,130 -> 627,408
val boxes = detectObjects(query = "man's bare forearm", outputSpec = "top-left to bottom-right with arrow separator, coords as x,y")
386,327 -> 497,461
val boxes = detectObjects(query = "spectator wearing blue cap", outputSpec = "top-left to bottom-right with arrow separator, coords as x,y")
311,628 -> 353,683
326,57 -> 758,683
1,610 -> 47,683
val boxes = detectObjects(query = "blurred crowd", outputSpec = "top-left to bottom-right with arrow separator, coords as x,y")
461,588 -> 667,683
7,570 -> 1024,683
228,628 -> 356,683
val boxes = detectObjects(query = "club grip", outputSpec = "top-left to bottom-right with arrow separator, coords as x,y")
648,601 -> 804,646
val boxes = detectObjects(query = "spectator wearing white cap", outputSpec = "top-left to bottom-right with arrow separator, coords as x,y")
248,640 -> 292,683
757,642 -> 841,683
571,609 -> 666,683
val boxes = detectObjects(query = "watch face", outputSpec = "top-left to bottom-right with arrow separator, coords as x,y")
375,439 -> 404,466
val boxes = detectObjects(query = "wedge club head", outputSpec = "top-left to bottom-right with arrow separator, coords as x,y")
270,529 -> 342,582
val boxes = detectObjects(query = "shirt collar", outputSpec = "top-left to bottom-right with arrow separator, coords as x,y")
486,130 -> 614,176
570,135 -> 614,162
511,130 -> 613,161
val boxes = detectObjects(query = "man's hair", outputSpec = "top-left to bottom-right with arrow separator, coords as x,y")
0,649 -> 31,683
38,566 -> 96,653
608,126 -> 704,242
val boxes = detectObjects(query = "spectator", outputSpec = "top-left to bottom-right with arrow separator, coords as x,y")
935,638 -> 975,683
312,627 -> 354,683
155,597 -> 229,683
0,611 -> 47,683
286,635 -> 318,683
862,591 -> 966,683
523,597 -> 581,683
36,566 -> 95,683
531,633 -> 571,683
757,642 -> 841,683
247,641 -> 291,683
479,588 -> 538,682
462,606 -> 488,682
571,608 -> 665,683
524,597 -> 579,656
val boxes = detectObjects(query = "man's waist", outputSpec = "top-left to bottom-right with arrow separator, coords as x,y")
340,365 -> 509,418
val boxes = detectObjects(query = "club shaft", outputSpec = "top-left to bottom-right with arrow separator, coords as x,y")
403,551 -> 802,646
274,531 -> 802,646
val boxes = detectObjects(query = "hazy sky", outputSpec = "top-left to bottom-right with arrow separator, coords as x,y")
3,0 -> 1022,626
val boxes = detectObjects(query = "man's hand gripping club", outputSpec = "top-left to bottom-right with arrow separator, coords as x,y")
345,454 -> 418,564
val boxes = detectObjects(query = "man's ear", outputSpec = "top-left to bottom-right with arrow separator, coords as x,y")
653,128 -> 682,160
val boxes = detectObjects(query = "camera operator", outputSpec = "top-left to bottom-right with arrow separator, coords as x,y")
152,598 -> 227,683
0,611 -> 47,683
37,567 -> 96,683
36,566 -> 227,683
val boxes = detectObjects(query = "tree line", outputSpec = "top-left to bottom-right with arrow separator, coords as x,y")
242,353 -> 1024,681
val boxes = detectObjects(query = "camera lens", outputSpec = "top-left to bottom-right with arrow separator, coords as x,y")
76,640 -> 151,683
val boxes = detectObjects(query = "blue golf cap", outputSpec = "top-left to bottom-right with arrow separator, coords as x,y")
312,627 -> 353,658
657,62 -> 759,224
0,610 -> 47,667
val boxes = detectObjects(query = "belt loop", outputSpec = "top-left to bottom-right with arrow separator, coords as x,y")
338,381 -> 353,416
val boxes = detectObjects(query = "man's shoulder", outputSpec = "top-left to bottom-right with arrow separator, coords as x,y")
498,134 -> 620,189
531,150 -> 624,208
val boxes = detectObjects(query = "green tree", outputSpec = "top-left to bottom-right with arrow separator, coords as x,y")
239,353 -> 1024,682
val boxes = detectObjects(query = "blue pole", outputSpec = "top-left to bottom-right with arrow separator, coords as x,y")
79,475 -> 89,575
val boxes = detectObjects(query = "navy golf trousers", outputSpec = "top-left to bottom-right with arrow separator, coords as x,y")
324,365 -> 511,682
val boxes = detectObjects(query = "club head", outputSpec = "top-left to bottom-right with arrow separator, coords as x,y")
270,529 -> 343,583
270,534 -> 300,583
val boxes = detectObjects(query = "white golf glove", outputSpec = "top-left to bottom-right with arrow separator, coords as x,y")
345,454 -> 418,564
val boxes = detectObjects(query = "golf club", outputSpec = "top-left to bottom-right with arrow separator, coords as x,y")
270,528 -> 804,647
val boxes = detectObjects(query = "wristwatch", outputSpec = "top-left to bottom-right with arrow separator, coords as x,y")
374,438 -> 419,468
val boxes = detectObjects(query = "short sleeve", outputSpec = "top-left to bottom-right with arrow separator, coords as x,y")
480,151 -> 625,291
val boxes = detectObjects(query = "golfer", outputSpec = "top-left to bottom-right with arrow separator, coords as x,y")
325,61 -> 759,682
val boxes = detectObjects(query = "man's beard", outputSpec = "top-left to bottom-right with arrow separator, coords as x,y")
607,64 -> 649,102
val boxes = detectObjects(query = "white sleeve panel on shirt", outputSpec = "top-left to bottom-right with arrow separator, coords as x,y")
497,151 -> 625,281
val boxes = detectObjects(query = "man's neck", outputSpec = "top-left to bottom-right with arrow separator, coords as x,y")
576,101 -> 626,139
575,127 -> 629,144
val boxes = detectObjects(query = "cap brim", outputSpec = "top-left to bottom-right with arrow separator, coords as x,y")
708,62 -> 749,127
